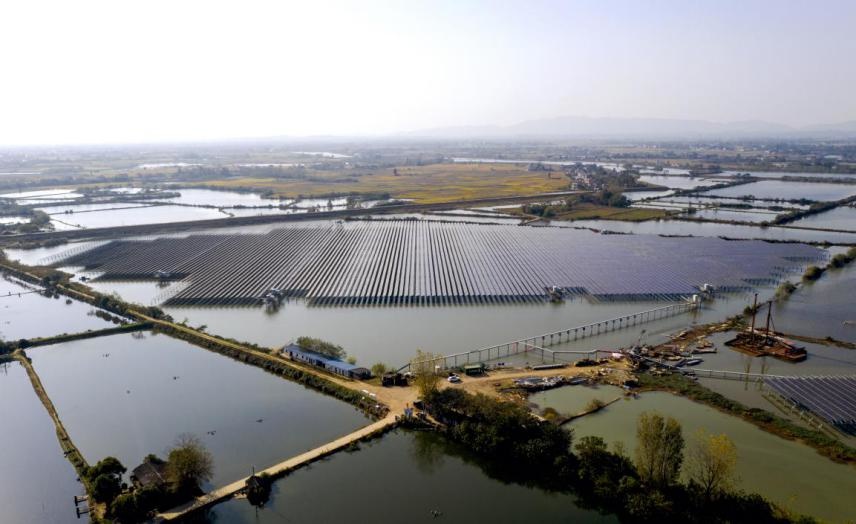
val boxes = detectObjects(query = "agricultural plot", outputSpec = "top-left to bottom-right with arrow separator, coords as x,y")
57,221 -> 823,306
766,376 -> 856,435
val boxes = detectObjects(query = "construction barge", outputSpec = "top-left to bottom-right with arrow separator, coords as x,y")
725,295 -> 807,362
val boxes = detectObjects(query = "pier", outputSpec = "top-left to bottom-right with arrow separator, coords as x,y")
399,301 -> 701,372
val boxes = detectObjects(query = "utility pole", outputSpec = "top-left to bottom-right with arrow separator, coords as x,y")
749,293 -> 758,344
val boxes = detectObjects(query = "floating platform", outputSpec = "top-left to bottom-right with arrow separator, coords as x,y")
725,330 -> 807,362
56,221 -> 824,307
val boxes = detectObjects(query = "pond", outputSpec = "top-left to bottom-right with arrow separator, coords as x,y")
637,175 -> 730,190
774,263 -> 856,343
49,205 -> 228,230
536,389 -> 856,522
36,202 -> 152,215
567,219 -> 856,244
685,208 -> 781,224
720,170 -> 856,181
156,188 -> 283,207
704,181 -> 856,201
203,430 -> 616,524
0,360 -> 82,524
792,205 -> 856,231
28,332 -> 369,489
0,276 -> 113,341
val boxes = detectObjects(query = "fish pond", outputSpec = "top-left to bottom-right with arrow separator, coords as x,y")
203,429 -> 616,524
533,387 -> 856,522
28,332 -> 369,488
0,360 -> 82,524
0,276 -> 114,341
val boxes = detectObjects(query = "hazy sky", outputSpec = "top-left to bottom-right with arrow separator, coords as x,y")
2,0 -> 855,144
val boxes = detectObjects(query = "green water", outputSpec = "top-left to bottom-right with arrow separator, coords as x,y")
536,388 -> 856,522
203,430 -> 617,524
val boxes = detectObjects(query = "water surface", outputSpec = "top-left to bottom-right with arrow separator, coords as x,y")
205,430 -> 616,524
541,389 -> 856,522
0,360 -> 81,524
29,332 -> 368,488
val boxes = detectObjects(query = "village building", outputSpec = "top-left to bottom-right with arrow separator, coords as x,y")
282,343 -> 371,379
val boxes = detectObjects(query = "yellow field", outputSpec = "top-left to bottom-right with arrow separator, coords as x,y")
200,163 -> 571,204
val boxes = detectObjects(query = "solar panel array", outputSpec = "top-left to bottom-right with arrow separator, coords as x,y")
58,220 -> 823,306
766,376 -> 856,435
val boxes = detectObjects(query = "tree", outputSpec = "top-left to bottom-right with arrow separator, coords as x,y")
295,336 -> 346,360
91,473 -> 123,504
634,412 -> 684,487
166,434 -> 213,492
86,456 -> 127,479
687,428 -> 738,500
86,456 -> 126,503
411,349 -> 442,397
371,362 -> 389,377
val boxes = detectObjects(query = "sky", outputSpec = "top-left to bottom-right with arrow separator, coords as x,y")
1,0 -> 855,145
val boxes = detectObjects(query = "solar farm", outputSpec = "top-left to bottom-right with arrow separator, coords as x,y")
766,376 -> 856,436
56,220 -> 824,307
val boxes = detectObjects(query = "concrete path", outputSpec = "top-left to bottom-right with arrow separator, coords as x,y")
158,414 -> 398,520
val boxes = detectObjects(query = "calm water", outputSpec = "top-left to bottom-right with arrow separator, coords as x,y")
36,202 -> 151,215
705,180 -> 856,201
0,276 -> 113,341
530,384 -> 626,415
775,263 -> 856,342
537,389 -> 856,522
622,189 -> 674,201
204,430 -> 616,524
793,206 -> 856,231
638,175 -> 730,190
76,276 -> 776,368
687,208 -> 781,224
0,361 -> 81,524
721,170 -> 856,181
28,332 -> 368,488
155,298 -> 764,368
568,219 -> 856,243
157,188 -> 282,207
50,205 -> 228,230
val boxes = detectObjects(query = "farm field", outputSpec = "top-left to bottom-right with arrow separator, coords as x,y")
199,163 -> 572,203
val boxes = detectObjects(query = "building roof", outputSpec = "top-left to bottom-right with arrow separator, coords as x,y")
283,343 -> 363,373
131,460 -> 167,488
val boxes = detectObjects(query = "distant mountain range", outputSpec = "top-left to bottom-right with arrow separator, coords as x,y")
406,116 -> 856,139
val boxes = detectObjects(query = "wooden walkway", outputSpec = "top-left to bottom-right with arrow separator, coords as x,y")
158,414 -> 398,520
